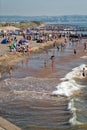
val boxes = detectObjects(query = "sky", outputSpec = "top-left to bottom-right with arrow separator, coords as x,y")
0,0 -> 87,16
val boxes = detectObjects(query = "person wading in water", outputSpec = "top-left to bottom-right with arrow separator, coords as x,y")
50,55 -> 55,71
74,48 -> 76,55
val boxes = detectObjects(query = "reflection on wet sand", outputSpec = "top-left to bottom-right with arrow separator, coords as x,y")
0,39 -> 87,130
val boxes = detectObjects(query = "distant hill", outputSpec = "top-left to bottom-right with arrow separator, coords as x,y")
0,15 -> 87,26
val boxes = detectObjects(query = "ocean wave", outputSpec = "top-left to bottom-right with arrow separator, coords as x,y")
52,80 -> 82,97
52,64 -> 87,97
68,99 -> 82,125
52,64 -> 87,125
80,56 -> 87,59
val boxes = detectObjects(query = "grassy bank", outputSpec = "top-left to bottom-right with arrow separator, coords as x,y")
0,21 -> 43,29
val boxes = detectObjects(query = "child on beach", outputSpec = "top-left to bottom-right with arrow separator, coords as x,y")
26,45 -> 31,56
50,55 -> 55,71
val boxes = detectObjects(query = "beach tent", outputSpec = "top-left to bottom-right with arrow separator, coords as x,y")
1,38 -> 8,44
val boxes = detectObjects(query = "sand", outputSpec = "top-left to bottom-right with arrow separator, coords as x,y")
0,32 -> 66,129
0,117 -> 21,130
0,30 -> 87,129
0,26 -> 20,31
0,37 -> 66,74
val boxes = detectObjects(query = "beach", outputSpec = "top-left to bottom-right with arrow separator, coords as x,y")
0,117 -> 21,130
0,32 -> 66,74
0,25 -> 87,130
0,27 -> 67,129
1,0 -> 87,129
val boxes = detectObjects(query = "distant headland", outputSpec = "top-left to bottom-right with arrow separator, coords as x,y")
0,15 -> 87,25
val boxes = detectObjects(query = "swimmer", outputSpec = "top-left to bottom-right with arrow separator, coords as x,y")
82,67 -> 85,77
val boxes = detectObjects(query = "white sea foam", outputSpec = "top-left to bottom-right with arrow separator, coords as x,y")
61,64 -> 87,80
52,64 -> 87,125
69,110 -> 82,125
52,80 -> 83,97
68,99 -> 82,125
80,56 -> 87,59
52,64 -> 86,97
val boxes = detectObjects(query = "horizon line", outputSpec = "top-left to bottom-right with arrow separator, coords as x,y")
0,14 -> 87,17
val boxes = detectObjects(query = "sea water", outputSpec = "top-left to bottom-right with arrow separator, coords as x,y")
52,64 -> 87,125
0,39 -> 87,130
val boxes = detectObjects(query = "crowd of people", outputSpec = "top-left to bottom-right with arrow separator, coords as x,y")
0,26 -> 69,55
0,25 -> 87,79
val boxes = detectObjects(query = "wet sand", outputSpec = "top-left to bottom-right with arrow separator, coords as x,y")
0,38 -> 87,130
0,37 -> 66,75
0,37 -> 68,129
0,117 -> 21,130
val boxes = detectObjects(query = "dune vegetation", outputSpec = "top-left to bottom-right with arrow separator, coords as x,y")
0,21 -> 43,29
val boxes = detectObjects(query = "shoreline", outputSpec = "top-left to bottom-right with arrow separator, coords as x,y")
0,37 -> 67,130
0,36 -> 87,129
0,117 -> 21,130
0,37 -> 66,75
